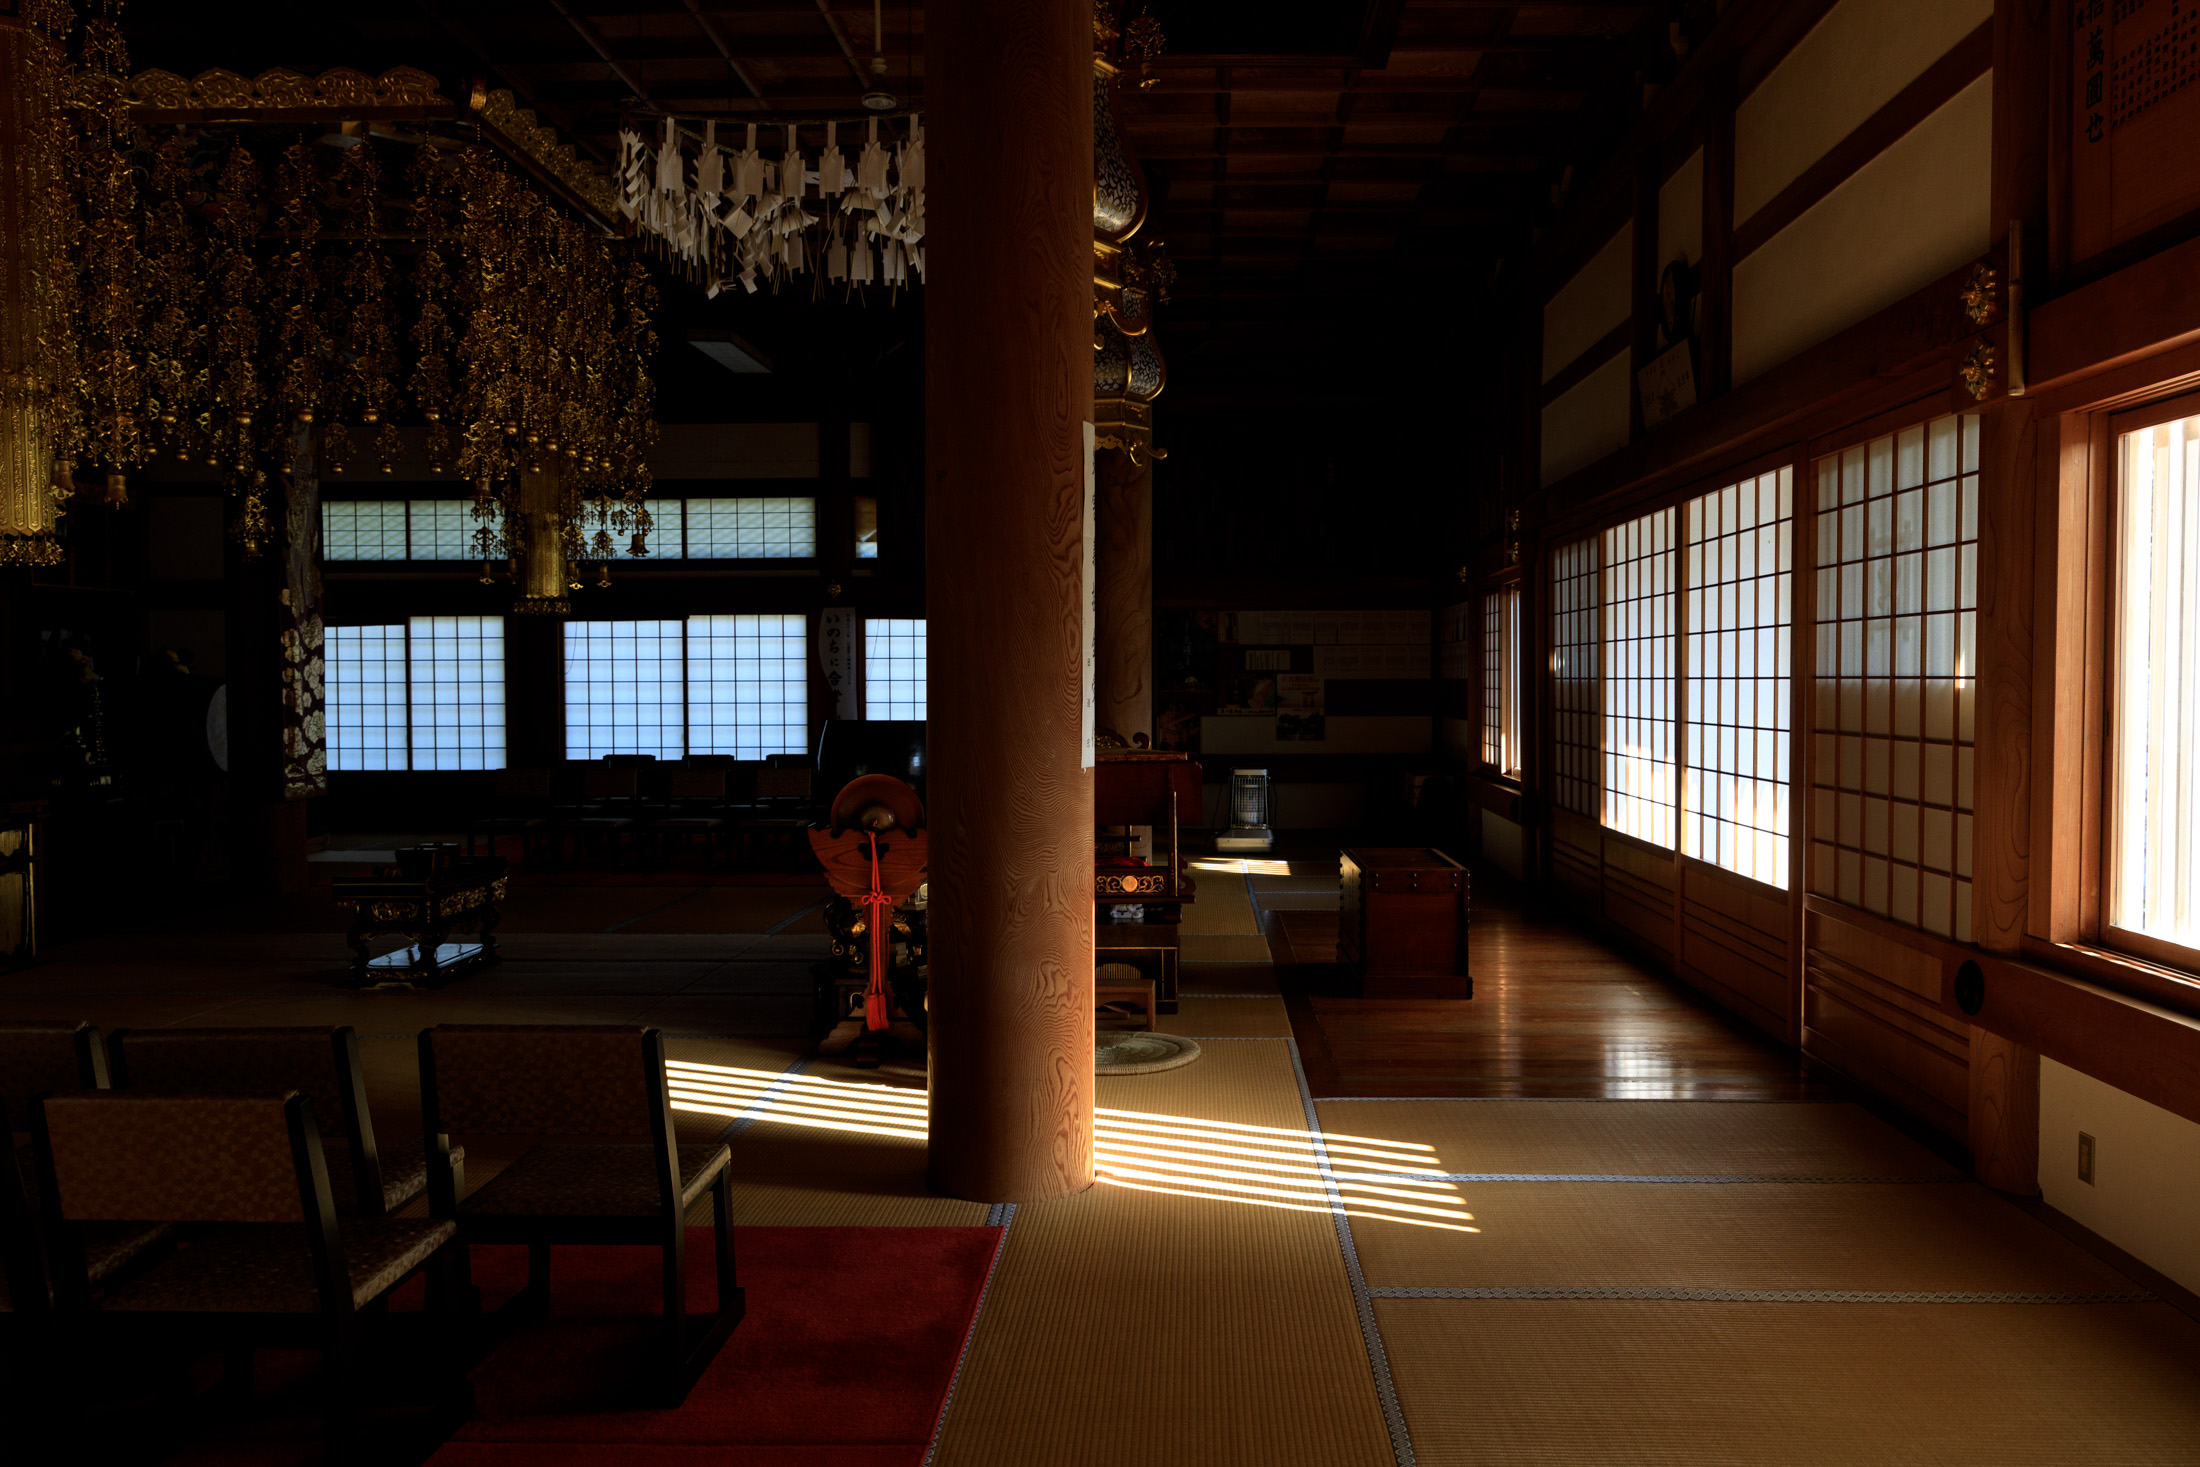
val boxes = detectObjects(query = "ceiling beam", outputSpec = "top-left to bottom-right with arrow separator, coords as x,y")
547,0 -> 661,112
414,0 -> 614,163
679,0 -> 769,101
814,0 -> 874,90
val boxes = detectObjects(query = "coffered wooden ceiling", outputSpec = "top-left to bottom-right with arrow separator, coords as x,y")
127,1 -> 1675,345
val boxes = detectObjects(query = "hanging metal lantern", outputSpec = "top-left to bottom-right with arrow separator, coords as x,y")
510,463 -> 571,615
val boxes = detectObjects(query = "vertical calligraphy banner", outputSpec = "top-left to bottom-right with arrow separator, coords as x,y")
820,606 -> 859,720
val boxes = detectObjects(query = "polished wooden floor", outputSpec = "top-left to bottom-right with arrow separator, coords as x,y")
1273,873 -> 1842,1102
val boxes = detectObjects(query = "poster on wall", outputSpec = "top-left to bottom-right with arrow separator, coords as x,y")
1276,673 -> 1326,743
1219,674 -> 1278,714
1312,644 -> 1431,679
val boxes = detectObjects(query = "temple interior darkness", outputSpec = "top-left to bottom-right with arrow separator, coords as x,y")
3,1 -> 2200,1462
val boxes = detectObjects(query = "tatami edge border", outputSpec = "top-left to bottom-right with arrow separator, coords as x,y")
1367,1286 -> 2160,1304
1356,1172 -> 1969,1184
1284,1035 -> 1419,1467
922,1204 -> 1017,1467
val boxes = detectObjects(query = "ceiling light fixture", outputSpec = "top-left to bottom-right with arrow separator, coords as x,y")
861,0 -> 897,110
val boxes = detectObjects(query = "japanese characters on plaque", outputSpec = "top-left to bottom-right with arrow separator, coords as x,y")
2072,0 -> 2200,263
820,607 -> 859,720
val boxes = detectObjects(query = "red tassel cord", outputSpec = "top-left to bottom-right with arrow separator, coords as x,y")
862,831 -> 893,1030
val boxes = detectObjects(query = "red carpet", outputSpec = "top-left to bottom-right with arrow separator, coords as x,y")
427,1226 -> 1003,1466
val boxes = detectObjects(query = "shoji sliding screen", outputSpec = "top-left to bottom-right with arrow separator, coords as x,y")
1602,507 -> 1678,848
1682,470 -> 1794,887
1809,413 -> 1977,941
564,620 -> 689,760
1551,537 -> 1601,818
325,618 -> 506,771
689,614 -> 810,758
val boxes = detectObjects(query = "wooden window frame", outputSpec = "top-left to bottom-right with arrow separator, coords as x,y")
2093,390 -> 2200,977
2021,384 -> 2200,1017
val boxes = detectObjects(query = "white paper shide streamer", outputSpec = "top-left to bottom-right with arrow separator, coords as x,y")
618,114 -> 926,298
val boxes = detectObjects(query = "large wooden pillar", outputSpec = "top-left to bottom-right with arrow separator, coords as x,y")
1095,448 -> 1153,742
924,0 -> 1095,1202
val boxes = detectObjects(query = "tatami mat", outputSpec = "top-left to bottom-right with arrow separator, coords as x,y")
717,1118 -> 991,1227
1178,875 -> 1262,935
1179,961 -> 1282,995
615,887 -> 826,934
1158,995 -> 1295,1038
1378,1298 -> 2200,1465
1313,1099 -> 1961,1179
1349,1181 -> 2139,1295
1179,933 -> 1277,963
933,1039 -> 1394,1467
1249,874 -> 1344,894
1257,891 -> 1343,910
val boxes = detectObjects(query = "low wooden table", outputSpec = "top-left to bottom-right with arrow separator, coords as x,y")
1095,922 -> 1179,1013
1339,846 -> 1471,998
1095,977 -> 1157,1031
332,856 -> 508,989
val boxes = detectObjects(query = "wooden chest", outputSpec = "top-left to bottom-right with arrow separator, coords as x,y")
1338,847 -> 1471,998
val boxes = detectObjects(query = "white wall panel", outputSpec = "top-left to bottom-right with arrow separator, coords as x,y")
1658,149 -> 1703,270
1735,0 -> 1990,222
1732,75 -> 1991,386
2042,1059 -> 2200,1297
1541,225 -> 1633,383
1539,351 -> 1633,487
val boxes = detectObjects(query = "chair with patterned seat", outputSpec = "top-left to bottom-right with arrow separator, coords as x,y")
110,1026 -> 443,1219
0,1023 -> 172,1324
29,1091 -> 464,1454
418,1023 -> 740,1405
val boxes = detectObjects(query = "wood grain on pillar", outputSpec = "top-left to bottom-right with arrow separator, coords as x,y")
1095,449 -> 1153,742
924,0 -> 1096,1202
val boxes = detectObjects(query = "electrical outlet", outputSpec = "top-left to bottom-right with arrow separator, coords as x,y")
2078,1131 -> 2096,1186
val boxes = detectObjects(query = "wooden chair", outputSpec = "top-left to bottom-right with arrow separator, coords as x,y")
418,1024 -> 741,1404
30,1091 -> 463,1454
556,764 -> 642,866
0,1021 -> 109,1112
110,1026 -> 445,1218
648,767 -> 730,869
465,768 -> 557,866
0,1023 -> 170,1321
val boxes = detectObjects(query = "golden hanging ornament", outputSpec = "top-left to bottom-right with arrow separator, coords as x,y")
19,23 -> 660,591
0,0 -> 77,566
